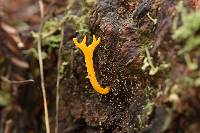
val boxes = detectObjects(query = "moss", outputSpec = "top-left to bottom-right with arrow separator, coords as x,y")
31,17 -> 63,49
30,0 -> 95,52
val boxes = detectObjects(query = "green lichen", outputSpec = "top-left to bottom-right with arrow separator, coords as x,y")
142,47 -> 170,75
195,77 -> 200,87
137,100 -> 154,130
142,47 -> 159,75
184,54 -> 198,70
179,75 -> 200,88
170,1 -> 200,89
0,90 -> 12,106
147,12 -> 158,25
172,1 -> 200,54
59,61 -> 69,78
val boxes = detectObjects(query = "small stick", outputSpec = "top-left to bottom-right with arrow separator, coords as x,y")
1,76 -> 34,84
38,0 -> 50,133
55,21 -> 65,133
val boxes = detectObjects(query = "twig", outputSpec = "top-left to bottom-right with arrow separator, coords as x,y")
55,4 -> 69,132
38,0 -> 50,133
1,76 -> 34,84
55,21 -> 65,133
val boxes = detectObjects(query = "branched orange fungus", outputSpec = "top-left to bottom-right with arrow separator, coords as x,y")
73,35 -> 110,94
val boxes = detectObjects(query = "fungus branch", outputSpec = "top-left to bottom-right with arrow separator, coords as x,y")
73,35 -> 110,94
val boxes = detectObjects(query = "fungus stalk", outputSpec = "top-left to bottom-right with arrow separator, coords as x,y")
73,35 -> 110,94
